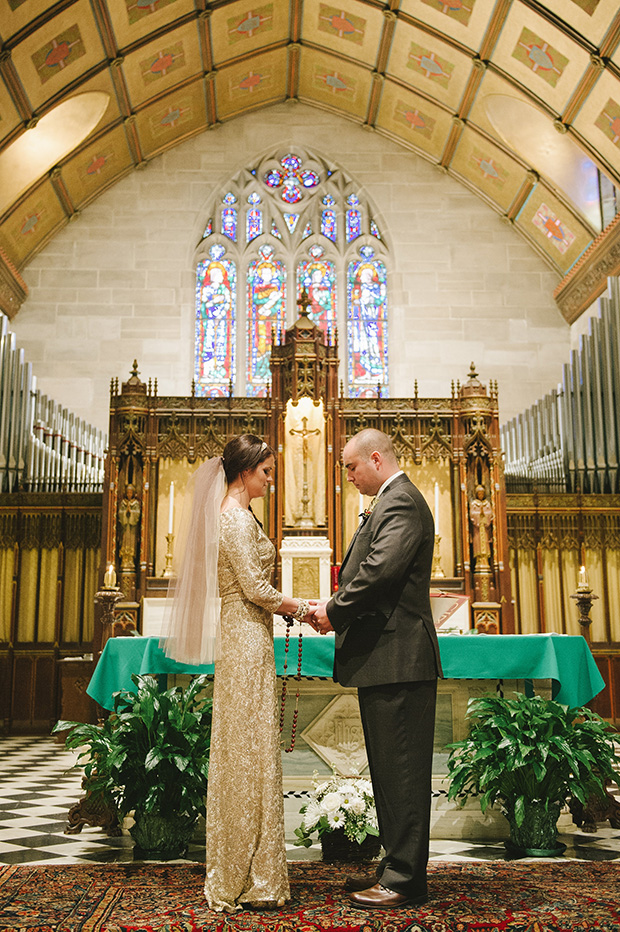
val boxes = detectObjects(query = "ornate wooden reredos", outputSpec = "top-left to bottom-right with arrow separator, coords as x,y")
102,308 -> 513,641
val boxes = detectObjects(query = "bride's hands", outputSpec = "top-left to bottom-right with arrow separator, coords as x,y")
300,600 -> 320,631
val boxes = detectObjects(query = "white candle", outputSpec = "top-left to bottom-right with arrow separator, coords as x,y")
168,481 -> 174,533
104,563 -> 116,588
434,482 -> 439,534
578,565 -> 588,587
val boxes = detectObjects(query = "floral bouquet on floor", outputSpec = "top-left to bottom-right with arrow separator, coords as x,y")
294,771 -> 381,861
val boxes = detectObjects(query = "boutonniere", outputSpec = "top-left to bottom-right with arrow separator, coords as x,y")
359,495 -> 378,521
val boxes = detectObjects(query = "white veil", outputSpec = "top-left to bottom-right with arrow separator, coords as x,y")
161,456 -> 226,665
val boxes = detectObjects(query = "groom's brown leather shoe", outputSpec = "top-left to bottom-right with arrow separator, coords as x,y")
343,872 -> 378,892
348,883 -> 428,910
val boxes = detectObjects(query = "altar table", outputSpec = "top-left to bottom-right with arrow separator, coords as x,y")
87,633 -> 604,711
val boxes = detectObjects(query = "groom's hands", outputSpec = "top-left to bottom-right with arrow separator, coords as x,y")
300,600 -> 334,634
312,599 -> 334,634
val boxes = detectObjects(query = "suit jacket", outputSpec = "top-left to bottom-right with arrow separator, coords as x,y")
327,473 -> 443,688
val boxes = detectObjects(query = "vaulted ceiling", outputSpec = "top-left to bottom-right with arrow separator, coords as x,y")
2,0 -> 620,322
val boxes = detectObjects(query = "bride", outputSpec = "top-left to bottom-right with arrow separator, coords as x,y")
164,434 -> 313,911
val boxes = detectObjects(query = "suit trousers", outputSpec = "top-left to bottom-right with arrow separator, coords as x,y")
357,679 -> 437,897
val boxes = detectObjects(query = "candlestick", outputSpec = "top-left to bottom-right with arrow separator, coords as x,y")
432,534 -> 445,578
162,533 -> 175,577
434,482 -> 439,534
168,481 -> 174,533
103,563 -> 116,588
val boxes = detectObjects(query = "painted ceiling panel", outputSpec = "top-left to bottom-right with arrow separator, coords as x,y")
385,19 -> 472,109
535,0 -> 618,47
375,79 -> 453,159
2,0 -> 620,292
398,0 -> 498,53
449,126 -> 528,212
301,0 -> 385,68
134,79 -> 208,156
515,184 -> 593,274
215,48 -> 287,118
572,69 -> 620,179
491,4 -> 592,115
209,0 -> 290,66
0,183 -> 67,268
9,0 -> 107,112
121,20 -> 203,109
106,0 -> 196,48
0,0 -> 60,42
467,68 -> 530,139
298,48 -> 373,119
0,74 -> 22,146
60,124 -> 135,208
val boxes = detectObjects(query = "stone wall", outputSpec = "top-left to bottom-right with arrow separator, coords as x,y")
10,102 -> 570,431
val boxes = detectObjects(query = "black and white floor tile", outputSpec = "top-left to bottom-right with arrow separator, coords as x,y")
1,736 -> 619,866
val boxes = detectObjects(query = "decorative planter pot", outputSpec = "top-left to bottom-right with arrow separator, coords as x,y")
130,811 -> 198,860
505,800 -> 565,857
320,830 -> 381,863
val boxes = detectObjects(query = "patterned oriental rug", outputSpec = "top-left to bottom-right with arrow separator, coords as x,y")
1,860 -> 620,932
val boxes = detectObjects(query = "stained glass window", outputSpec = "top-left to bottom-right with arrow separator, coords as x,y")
321,196 -> 337,242
297,244 -> 336,334
346,194 -> 361,242
195,244 -> 236,396
246,194 -> 263,242
247,244 -> 286,396
263,153 -> 320,203
196,152 -> 389,397
221,194 -> 237,241
347,246 -> 388,397
284,213 -> 299,234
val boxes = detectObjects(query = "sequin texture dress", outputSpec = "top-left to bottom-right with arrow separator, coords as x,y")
204,507 -> 290,912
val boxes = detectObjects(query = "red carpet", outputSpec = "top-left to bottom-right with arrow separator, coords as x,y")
1,860 -> 619,931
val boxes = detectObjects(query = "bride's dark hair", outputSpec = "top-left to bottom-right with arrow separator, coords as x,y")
222,434 -> 274,484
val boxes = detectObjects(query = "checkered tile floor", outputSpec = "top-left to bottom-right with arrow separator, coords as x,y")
1,736 -> 619,865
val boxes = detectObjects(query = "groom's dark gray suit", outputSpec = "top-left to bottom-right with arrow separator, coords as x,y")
326,472 -> 443,897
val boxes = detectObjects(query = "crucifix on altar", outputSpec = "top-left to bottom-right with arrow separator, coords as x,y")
289,415 -> 321,528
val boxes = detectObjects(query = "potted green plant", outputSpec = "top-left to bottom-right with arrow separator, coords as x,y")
54,673 -> 212,859
294,771 -> 381,862
446,692 -> 619,856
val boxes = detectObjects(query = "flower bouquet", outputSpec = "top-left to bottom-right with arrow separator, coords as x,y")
294,772 -> 381,862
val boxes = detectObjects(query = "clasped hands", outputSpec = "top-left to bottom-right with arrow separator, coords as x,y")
301,599 -> 334,635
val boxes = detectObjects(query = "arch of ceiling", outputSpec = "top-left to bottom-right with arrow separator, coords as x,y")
1,0 -> 620,323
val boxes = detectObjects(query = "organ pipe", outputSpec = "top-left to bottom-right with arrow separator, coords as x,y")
0,316 -> 106,493
501,275 -> 620,493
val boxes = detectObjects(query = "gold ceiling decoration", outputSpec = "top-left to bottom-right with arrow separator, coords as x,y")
1,0 -> 620,320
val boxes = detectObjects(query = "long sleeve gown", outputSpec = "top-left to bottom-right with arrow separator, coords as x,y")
204,507 -> 290,912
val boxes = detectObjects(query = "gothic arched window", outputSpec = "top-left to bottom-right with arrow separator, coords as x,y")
194,150 -> 389,398
195,244 -> 236,396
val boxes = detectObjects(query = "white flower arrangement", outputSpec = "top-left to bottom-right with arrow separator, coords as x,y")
294,771 -> 379,848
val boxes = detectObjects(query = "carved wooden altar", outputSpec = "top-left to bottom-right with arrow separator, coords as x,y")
96,309 -> 513,654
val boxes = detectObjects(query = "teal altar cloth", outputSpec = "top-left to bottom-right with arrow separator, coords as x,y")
87,633 -> 604,711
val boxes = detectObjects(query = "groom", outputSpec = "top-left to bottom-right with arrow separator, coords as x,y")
312,428 -> 443,909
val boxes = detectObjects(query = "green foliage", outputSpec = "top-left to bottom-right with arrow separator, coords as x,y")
446,693 -> 619,828
54,674 -> 212,820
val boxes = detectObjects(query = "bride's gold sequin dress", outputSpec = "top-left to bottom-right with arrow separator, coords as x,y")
204,507 -> 290,912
